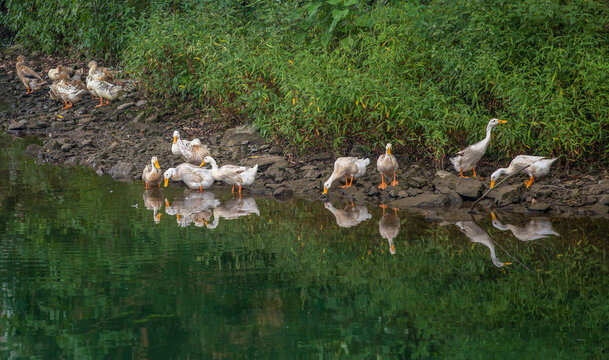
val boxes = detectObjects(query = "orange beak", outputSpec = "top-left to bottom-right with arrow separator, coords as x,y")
490,180 -> 495,189
199,161 -> 205,167
387,147 -> 391,156
322,187 -> 328,195
173,136 -> 177,144
498,119 -> 507,124
154,160 -> 160,169
491,212 -> 496,221
165,199 -> 170,207
164,178 -> 169,187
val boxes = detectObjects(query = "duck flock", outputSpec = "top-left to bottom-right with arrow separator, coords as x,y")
14,55 -> 558,195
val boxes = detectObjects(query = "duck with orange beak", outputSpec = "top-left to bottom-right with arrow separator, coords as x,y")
142,156 -> 162,189
377,143 -> 399,190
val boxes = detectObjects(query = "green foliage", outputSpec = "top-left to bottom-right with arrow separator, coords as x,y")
3,0 -> 609,161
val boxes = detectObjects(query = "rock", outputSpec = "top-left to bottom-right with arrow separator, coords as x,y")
136,100 -> 148,107
528,201 -> 550,212
273,186 -> 293,198
108,162 -> 134,180
304,170 -> 322,179
7,120 -> 27,131
25,144 -> 41,158
310,152 -> 332,161
588,204 -> 609,215
81,139 -> 92,147
132,111 -> 146,123
432,171 -> 485,200
244,155 -> 287,170
42,140 -> 60,151
221,125 -> 262,147
598,194 -> 609,206
397,190 -> 409,198
116,102 -> 135,111
490,184 -> 525,207
269,145 -> 283,155
389,191 -> 462,208
407,188 -> 423,197
60,143 -> 72,152
406,176 -> 428,189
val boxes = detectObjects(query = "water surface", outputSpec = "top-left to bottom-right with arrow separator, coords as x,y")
0,135 -> 608,359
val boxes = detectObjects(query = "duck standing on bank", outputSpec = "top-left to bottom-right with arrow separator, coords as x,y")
323,157 -> 370,194
49,73 -> 87,109
142,156 -> 163,189
86,60 -> 123,107
201,156 -> 258,196
15,55 -> 46,94
450,118 -> 507,178
489,155 -> 557,189
377,143 -> 398,190
48,64 -> 76,81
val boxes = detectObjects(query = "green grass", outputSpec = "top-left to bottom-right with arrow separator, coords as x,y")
3,0 -> 609,162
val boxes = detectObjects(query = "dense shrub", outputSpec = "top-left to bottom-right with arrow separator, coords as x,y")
4,0 -> 609,162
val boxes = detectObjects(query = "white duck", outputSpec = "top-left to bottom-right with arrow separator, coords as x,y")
489,155 -> 558,189
202,156 -> 258,196
323,157 -> 370,194
377,143 -> 399,189
49,73 -> 87,109
142,156 -> 162,189
491,212 -> 560,241
48,64 -> 75,81
323,202 -> 372,228
163,163 -> 215,192
171,130 -> 191,156
450,118 -> 507,178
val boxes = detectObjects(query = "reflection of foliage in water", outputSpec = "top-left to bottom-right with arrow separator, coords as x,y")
0,136 -> 608,358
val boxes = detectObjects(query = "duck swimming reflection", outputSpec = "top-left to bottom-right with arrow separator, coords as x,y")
142,188 -> 163,224
323,201 -> 372,228
206,197 -> 260,229
491,212 -> 560,241
379,204 -> 400,255
454,220 -> 509,268
165,190 -> 220,227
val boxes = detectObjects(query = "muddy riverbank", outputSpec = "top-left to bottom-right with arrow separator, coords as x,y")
2,48 -> 609,217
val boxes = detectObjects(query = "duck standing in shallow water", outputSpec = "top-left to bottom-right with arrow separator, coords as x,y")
323,157 -> 370,194
15,55 -> 46,94
164,163 -> 215,192
201,156 -> 258,196
142,156 -> 163,189
450,118 -> 507,178
489,155 -> 557,189
377,143 -> 398,189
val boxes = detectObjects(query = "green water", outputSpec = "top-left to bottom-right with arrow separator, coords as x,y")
0,135 -> 608,359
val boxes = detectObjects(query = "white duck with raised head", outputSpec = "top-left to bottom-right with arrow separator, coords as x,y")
450,118 -> 507,178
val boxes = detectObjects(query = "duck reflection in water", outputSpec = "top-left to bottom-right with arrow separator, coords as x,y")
323,201 -> 372,228
142,188 -> 163,224
379,204 -> 400,254
454,220 -> 510,268
491,212 -> 560,241
206,196 -> 260,229
165,190 -> 221,227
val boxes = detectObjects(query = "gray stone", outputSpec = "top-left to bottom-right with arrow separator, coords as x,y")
490,184 -> 525,207
243,155 -> 287,170
25,144 -> 41,158
108,162 -> 134,180
598,194 -> 609,206
269,145 -> 283,155
116,102 -> 135,111
528,201 -> 550,212
310,152 -> 332,161
136,100 -> 148,107
81,139 -> 92,147
389,191 -> 462,209
221,125 -> 262,147
60,143 -> 72,152
588,204 -> 609,215
406,176 -> 428,189
273,186 -> 294,198
432,170 -> 485,200
7,120 -> 27,131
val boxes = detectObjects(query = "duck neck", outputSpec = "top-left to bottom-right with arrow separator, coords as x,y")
207,158 -> 219,171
